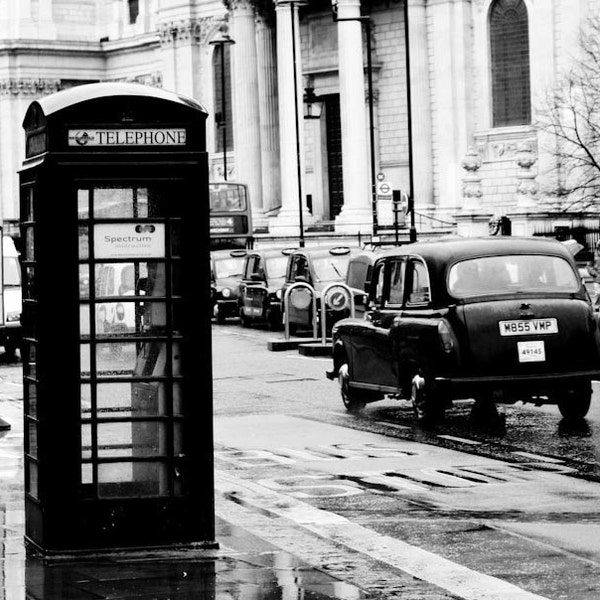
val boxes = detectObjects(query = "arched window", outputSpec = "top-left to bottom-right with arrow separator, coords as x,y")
212,44 -> 234,152
489,0 -> 531,127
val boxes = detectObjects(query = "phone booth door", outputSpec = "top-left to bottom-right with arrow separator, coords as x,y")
78,180 -> 185,500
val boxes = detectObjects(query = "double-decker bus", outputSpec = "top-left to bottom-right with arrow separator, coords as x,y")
209,182 -> 253,249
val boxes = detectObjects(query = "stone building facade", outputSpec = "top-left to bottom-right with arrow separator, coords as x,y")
0,0 -> 597,240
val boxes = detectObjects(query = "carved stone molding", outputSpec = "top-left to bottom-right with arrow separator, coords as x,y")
473,126 -> 537,163
461,146 -> 483,211
158,17 -> 217,46
515,142 -> 538,209
115,73 -> 163,88
0,78 -> 60,96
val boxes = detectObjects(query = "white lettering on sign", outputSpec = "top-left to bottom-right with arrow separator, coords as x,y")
94,223 -> 165,259
68,128 -> 186,147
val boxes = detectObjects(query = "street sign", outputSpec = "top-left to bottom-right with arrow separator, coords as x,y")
376,181 -> 392,197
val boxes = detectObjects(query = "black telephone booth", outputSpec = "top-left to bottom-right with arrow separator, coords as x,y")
19,82 -> 215,556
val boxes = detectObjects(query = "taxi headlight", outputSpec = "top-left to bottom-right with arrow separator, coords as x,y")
290,288 -> 312,310
221,288 -> 231,298
6,311 -> 20,323
276,289 -> 283,300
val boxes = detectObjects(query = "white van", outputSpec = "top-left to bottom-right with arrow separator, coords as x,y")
0,236 -> 22,357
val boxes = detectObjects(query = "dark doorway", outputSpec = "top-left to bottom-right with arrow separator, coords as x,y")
324,94 -> 343,218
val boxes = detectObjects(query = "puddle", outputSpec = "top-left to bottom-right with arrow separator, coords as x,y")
21,553 -> 370,600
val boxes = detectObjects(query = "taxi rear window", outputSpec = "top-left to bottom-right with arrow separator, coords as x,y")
448,254 -> 579,297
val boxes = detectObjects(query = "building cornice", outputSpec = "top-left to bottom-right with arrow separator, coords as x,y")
157,17 -> 218,45
0,78 -> 60,96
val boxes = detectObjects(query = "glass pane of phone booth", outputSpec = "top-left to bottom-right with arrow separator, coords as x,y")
78,184 -> 184,499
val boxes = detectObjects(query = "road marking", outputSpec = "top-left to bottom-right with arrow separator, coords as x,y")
216,471 -> 550,600
438,434 -> 482,445
511,451 -> 564,464
327,412 -> 411,430
288,354 -> 331,362
376,420 -> 411,430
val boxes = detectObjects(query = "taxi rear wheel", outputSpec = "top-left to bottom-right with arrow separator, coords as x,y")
411,379 -> 444,424
556,384 -> 592,420
339,363 -> 366,413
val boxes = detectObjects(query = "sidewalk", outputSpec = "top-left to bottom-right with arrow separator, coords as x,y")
0,394 -> 379,600
0,384 -> 559,600
0,378 -> 460,600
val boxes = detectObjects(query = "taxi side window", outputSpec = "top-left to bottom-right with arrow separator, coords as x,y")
406,259 -> 430,305
371,263 -> 386,307
255,258 -> 265,280
386,260 -> 405,306
243,256 -> 253,279
291,256 -> 308,281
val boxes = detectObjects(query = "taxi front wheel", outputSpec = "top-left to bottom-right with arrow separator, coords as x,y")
339,363 -> 366,413
556,384 -> 592,420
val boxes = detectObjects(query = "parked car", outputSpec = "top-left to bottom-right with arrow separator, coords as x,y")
326,236 -> 600,424
211,249 -> 247,323
238,247 -> 296,329
281,246 -> 362,333
345,250 -> 378,317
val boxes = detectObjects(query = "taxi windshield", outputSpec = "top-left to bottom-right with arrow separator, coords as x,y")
448,254 -> 580,297
214,257 -> 245,279
265,256 -> 288,280
312,255 -> 350,283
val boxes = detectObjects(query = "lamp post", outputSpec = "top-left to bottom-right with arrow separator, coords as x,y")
332,6 -> 377,236
403,0 -> 417,243
210,30 -> 235,181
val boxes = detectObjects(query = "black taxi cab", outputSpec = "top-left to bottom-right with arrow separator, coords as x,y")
326,236 -> 600,423
211,248 -> 247,324
238,247 -> 295,329
281,246 -> 361,333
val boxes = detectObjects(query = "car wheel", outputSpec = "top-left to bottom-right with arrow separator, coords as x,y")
410,377 -> 443,425
239,307 -> 251,328
469,397 -> 505,429
556,384 -> 592,420
339,363 -> 366,413
267,308 -> 282,331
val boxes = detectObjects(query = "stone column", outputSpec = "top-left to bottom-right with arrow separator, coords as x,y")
334,0 -> 372,234
270,1 -> 312,238
230,1 -> 266,229
256,15 -> 281,218
407,0 -> 433,210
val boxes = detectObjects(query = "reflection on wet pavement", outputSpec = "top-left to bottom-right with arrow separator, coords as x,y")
0,396 -> 368,600
18,548 -> 368,600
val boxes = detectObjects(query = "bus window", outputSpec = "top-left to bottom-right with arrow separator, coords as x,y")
209,182 -> 253,249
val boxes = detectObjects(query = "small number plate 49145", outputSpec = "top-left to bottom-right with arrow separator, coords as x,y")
498,318 -> 558,336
